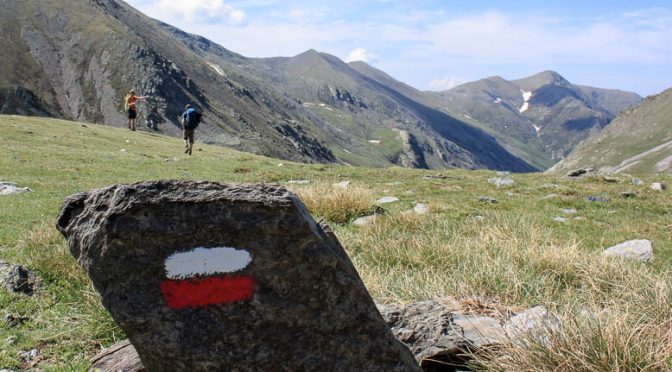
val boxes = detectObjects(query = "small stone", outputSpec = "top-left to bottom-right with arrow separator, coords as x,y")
542,184 -> 561,189
505,192 -> 516,197
472,215 -> 485,222
567,168 -> 593,177
586,196 -> 609,202
21,348 -> 39,361
650,182 -> 666,191
0,263 -> 37,295
0,182 -> 31,195
553,216 -> 568,223
120,149 -> 127,152
404,190 -> 415,195
376,196 -> 399,204
496,171 -> 511,177
488,177 -> 514,188
621,191 -> 637,198
631,178 -> 643,186
413,204 -> 429,215
601,176 -> 620,183
277,163 -> 284,167
353,215 -> 378,226
603,239 -> 653,262
5,335 -> 17,346
333,181 -> 350,189
478,196 -> 498,204
286,179 -> 310,185
560,208 -> 577,215
542,194 -> 558,200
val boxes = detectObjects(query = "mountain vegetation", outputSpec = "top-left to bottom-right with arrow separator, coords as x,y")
1,115 -> 671,370
550,87 -> 672,174
0,0 -> 537,172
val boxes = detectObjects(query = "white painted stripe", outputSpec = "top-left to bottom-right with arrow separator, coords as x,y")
165,247 -> 252,279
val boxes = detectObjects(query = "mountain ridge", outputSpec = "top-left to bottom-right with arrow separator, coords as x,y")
0,0 -> 640,173
549,87 -> 672,174
425,71 -> 642,169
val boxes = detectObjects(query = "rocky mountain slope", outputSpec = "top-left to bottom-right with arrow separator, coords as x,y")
0,0 -> 533,172
426,71 -> 642,170
548,87 -> 672,174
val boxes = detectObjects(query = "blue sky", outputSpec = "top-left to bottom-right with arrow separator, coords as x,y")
126,0 -> 672,96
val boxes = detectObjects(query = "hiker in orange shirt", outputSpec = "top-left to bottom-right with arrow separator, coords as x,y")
124,90 -> 148,131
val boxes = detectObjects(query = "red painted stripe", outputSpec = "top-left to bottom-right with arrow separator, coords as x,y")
160,276 -> 255,309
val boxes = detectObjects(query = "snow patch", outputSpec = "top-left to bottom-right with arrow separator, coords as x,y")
532,124 -> 542,136
493,97 -> 502,104
206,62 -> 225,77
519,90 -> 532,113
368,140 -> 381,144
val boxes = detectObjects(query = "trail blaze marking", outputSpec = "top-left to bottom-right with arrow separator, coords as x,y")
161,247 -> 254,309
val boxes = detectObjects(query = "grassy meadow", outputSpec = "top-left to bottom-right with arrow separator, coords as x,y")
1,115 -> 670,370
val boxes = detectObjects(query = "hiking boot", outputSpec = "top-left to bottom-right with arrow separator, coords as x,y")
184,148 -> 189,154
188,148 -> 192,155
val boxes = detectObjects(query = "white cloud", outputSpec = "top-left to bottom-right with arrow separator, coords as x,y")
345,47 -> 376,63
427,77 -> 468,91
134,0 -> 246,24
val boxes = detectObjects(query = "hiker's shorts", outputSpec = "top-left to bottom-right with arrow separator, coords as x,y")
127,108 -> 137,119
184,128 -> 195,144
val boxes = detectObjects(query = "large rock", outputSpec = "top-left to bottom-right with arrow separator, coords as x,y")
603,239 -> 654,262
56,180 -> 419,371
378,301 -> 504,370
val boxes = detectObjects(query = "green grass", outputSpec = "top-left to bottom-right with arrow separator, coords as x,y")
1,115 -> 671,370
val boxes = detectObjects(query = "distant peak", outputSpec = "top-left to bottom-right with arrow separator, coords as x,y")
514,70 -> 570,90
295,49 -> 321,57
535,70 -> 566,81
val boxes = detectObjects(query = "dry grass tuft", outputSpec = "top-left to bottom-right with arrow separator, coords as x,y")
340,212 -> 672,370
293,183 -> 376,223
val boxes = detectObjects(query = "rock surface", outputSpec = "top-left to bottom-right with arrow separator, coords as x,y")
56,180 -> 419,371
603,239 -> 654,262
650,182 -> 666,191
377,196 -> 400,204
0,263 -> 37,296
89,339 -> 144,372
413,203 -> 430,215
0,182 -> 31,195
353,215 -> 378,226
566,168 -> 593,177
504,306 -> 558,346
488,176 -> 514,188
378,301 -> 504,370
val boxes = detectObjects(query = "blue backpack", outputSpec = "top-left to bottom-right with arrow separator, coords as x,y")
184,108 -> 202,129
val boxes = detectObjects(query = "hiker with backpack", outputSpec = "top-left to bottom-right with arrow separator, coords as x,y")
182,104 -> 202,155
124,90 -> 148,131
